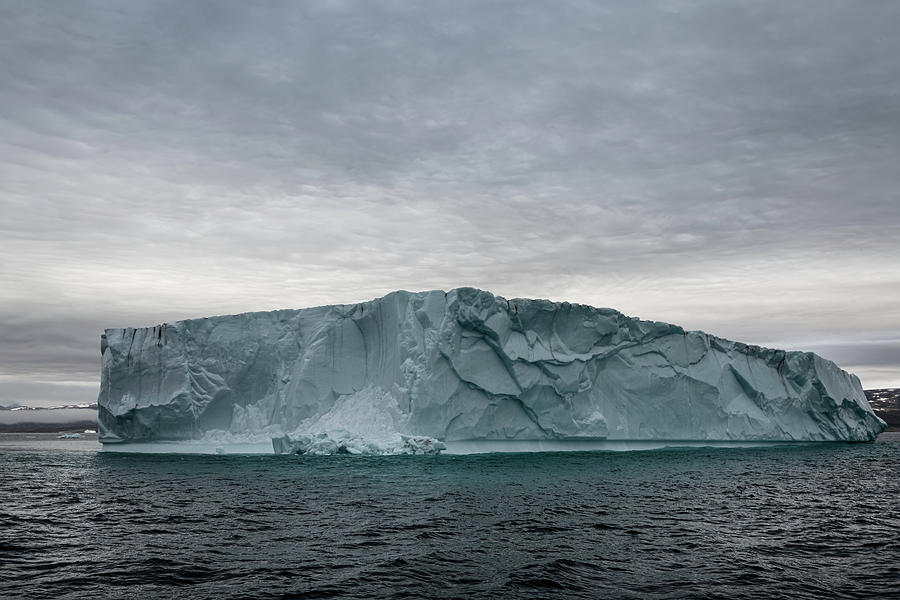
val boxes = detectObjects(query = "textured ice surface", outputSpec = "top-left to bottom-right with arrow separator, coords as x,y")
98,288 -> 886,453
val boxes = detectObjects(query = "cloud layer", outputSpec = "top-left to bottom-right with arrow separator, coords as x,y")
2,1 -> 899,405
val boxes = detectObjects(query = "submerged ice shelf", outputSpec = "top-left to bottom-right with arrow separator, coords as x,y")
97,288 -> 886,454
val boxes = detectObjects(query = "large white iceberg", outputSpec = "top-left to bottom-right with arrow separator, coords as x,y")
97,288 -> 886,453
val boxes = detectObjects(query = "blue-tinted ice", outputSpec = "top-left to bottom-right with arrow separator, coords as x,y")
97,288 -> 886,453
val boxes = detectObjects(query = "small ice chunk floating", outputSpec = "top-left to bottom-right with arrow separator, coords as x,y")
97,288 -> 885,454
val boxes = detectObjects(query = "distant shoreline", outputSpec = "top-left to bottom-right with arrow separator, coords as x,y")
0,420 -> 98,433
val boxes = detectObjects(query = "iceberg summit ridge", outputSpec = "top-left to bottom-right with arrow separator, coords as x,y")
98,288 -> 886,453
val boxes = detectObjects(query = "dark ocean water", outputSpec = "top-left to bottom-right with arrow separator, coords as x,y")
1,434 -> 898,599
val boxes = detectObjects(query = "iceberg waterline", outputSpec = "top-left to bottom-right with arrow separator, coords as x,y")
97,288 -> 886,454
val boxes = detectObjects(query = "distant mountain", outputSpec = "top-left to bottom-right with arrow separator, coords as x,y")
865,389 -> 900,430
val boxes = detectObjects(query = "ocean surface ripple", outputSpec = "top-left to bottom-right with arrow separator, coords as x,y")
1,434 -> 898,599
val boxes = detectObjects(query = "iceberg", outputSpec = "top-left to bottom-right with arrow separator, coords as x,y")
97,288 -> 886,454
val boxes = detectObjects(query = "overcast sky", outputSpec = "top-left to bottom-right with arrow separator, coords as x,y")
1,0 -> 899,407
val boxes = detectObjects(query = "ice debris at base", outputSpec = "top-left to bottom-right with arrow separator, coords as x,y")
272,433 -> 446,455
97,288 -> 887,454
57,433 -> 86,439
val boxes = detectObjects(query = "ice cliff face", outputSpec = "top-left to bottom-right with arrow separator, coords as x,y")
98,288 -> 886,451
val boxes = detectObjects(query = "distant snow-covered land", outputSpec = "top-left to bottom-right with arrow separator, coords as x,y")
865,389 -> 900,430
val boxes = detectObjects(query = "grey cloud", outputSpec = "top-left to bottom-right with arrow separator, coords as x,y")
1,1 -> 899,404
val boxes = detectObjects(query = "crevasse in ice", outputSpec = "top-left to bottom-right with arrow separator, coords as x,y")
97,288 -> 886,453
